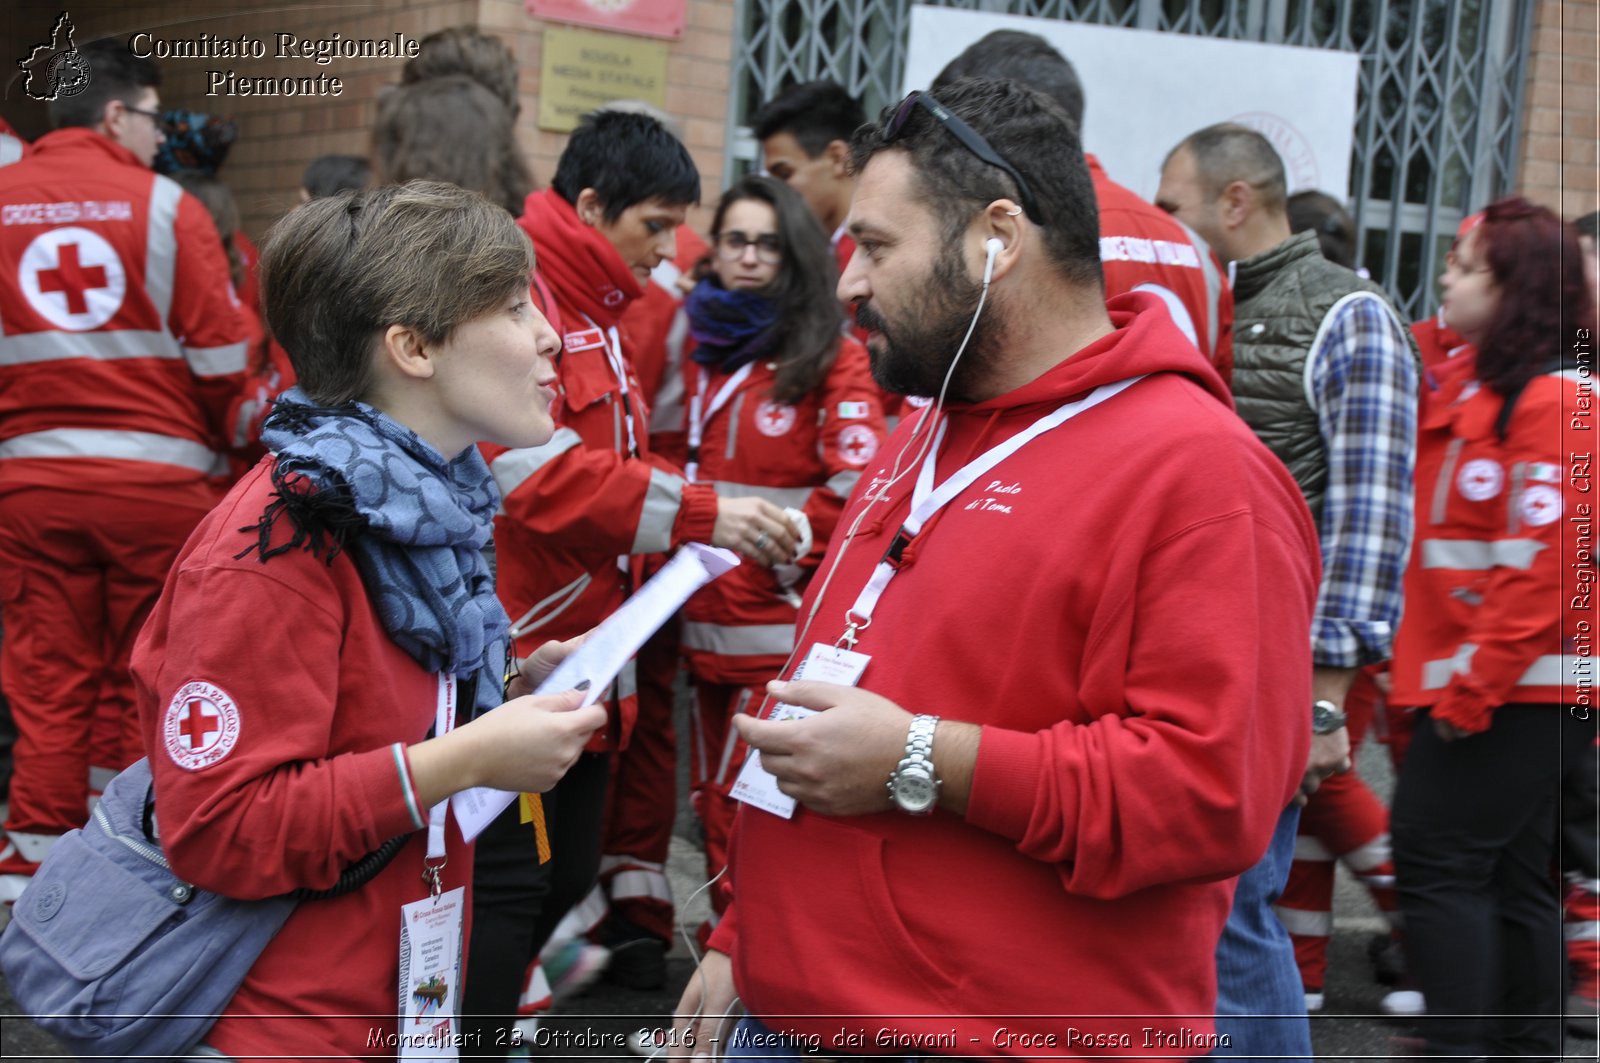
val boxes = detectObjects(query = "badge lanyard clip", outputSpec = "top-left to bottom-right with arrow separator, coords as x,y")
422,673 -> 456,903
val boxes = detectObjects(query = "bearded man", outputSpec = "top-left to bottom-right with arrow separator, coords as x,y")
669,77 -> 1321,1061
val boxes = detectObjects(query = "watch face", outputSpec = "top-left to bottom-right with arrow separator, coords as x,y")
893,772 -> 938,814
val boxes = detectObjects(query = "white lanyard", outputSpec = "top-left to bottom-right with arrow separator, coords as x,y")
583,313 -> 638,457
840,376 -> 1146,647
424,673 -> 457,895
686,361 -> 755,482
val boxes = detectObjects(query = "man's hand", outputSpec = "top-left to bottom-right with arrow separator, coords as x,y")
731,680 -> 910,816
712,497 -> 800,568
1432,716 -> 1471,743
1296,726 -> 1352,805
670,949 -> 738,1060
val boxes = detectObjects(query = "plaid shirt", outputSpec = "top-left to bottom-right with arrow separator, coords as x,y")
1307,294 -> 1418,668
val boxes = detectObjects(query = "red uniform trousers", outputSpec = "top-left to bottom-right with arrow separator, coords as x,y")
599,613 -> 681,943
687,678 -> 765,925
1275,668 -> 1402,991
0,478 -> 218,854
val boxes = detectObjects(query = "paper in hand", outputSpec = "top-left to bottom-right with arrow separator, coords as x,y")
451,543 -> 739,841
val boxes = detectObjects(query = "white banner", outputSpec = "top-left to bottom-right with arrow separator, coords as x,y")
905,8 -> 1360,204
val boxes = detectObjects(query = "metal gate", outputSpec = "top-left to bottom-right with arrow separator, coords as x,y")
725,0 -> 1534,318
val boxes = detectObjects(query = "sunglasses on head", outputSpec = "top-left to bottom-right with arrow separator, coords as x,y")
884,91 -> 1043,225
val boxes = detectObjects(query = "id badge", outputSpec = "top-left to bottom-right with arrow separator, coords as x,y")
730,643 -> 871,818
397,886 -> 466,1058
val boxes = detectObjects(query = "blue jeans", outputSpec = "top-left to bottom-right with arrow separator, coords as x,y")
1212,804 -> 1312,1062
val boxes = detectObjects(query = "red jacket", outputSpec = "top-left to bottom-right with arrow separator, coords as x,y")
711,292 -> 1317,1054
1411,310 -> 1474,379
0,129 -> 249,490
132,460 -> 471,1061
681,337 -> 887,685
1389,367 -> 1589,731
624,224 -> 710,464
1090,155 -> 1234,383
490,190 -> 718,748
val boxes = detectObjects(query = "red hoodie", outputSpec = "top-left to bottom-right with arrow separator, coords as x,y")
711,291 -> 1318,1058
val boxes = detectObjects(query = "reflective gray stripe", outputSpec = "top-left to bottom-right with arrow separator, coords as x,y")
232,396 -> 260,449
1431,437 -> 1466,525
1568,921 -> 1600,943
1271,905 -> 1333,936
146,175 -> 182,322
1293,835 -> 1334,860
1421,538 -> 1547,571
825,470 -> 860,498
714,687 -> 755,785
0,427 -> 219,473
507,572 -> 591,639
681,620 -> 796,657
711,480 -> 812,509
183,339 -> 249,377
632,467 -> 684,554
0,136 -> 23,167
490,429 -> 583,500
651,311 -> 691,435
725,392 -> 745,460
0,328 -> 183,365
1421,643 -> 1568,689
1507,462 -> 1526,534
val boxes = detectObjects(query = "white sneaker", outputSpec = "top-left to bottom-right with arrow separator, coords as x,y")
1304,991 -> 1325,1012
1380,989 -> 1426,1016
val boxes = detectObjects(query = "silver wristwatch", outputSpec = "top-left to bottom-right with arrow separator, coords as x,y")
1312,699 -> 1348,735
888,714 -> 941,815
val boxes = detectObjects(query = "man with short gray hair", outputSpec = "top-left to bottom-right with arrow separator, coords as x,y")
1158,122 -> 1418,1058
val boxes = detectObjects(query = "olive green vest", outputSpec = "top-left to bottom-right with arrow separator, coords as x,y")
1230,230 -> 1417,532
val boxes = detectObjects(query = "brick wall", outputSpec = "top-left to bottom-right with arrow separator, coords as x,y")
5,0 -> 738,240
1519,0 -> 1599,219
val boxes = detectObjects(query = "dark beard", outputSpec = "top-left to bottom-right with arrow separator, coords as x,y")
857,243 -> 1000,402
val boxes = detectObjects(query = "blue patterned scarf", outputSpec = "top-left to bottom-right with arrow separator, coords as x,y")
686,277 -> 781,372
243,388 -> 507,717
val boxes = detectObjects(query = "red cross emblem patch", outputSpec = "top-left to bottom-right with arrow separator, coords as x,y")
755,400 -> 797,438
838,424 -> 879,467
163,681 -> 242,771
1519,484 -> 1562,527
19,227 -> 127,331
1456,458 -> 1503,502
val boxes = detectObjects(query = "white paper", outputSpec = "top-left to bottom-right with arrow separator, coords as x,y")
452,543 -> 739,840
729,643 -> 872,819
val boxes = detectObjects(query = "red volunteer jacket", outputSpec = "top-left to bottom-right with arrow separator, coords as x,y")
624,224 -> 710,465
132,460 -> 472,1061
711,292 -> 1317,1055
681,337 -> 887,685
0,129 -> 249,489
1389,367 -> 1589,732
489,190 -> 718,749
1090,155 -> 1234,383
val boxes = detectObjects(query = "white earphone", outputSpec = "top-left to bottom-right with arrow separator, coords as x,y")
982,237 -> 1004,287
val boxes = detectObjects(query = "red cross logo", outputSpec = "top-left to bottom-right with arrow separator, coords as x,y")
178,699 -> 221,750
163,681 -> 241,771
755,401 -> 796,438
36,243 -> 108,316
20,227 -> 126,330
1520,485 -> 1561,526
838,425 -> 879,466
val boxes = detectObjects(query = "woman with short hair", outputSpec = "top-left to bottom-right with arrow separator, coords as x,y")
131,181 -> 605,1060
1388,196 -> 1596,1061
